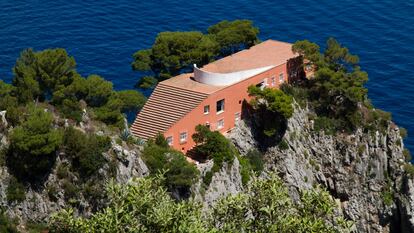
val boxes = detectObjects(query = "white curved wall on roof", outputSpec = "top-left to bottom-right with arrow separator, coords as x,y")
193,64 -> 274,86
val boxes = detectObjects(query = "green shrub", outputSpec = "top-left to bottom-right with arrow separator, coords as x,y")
400,127 -> 408,138
0,211 -> 19,233
83,181 -> 105,203
278,139 -> 289,150
46,183 -> 59,201
358,144 -> 365,156
26,221 -> 49,233
58,98 -> 83,122
56,163 -> 70,180
141,141 -> 199,191
237,155 -> 252,185
6,176 -> 26,203
404,164 -> 414,176
248,85 -> 293,119
62,179 -> 79,200
404,149 -> 412,162
50,173 -> 352,232
192,125 -> 234,168
63,127 -> 111,178
363,109 -> 392,133
313,116 -> 339,135
280,84 -> 309,108
246,149 -> 264,174
7,105 -> 63,182
203,171 -> 213,187
381,180 -> 394,206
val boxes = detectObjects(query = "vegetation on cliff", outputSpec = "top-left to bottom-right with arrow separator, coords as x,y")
50,173 -> 351,233
279,37 -> 393,135
141,133 -> 199,194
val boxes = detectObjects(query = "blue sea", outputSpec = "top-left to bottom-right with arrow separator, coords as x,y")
0,0 -> 413,152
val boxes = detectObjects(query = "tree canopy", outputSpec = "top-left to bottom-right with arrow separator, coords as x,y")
248,85 -> 294,119
247,85 -> 293,138
12,48 -> 78,103
3,48 -> 146,127
290,38 -> 369,131
208,19 -> 260,55
132,19 -> 260,89
7,105 -> 63,181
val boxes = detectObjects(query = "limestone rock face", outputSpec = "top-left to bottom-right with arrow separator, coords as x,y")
229,104 -> 413,233
193,158 -> 243,208
112,143 -> 149,184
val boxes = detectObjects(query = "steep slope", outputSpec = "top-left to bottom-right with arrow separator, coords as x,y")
228,104 -> 413,232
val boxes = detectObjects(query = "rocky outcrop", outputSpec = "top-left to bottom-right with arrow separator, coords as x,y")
229,103 -> 412,233
112,143 -> 149,184
0,140 -> 148,223
193,158 -> 243,207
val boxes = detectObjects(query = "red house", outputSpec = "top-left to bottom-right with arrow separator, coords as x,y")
131,40 -> 305,153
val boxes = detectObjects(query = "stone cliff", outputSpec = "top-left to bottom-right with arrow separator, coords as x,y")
229,103 -> 414,233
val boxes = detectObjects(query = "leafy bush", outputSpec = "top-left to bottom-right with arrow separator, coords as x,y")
313,116 -> 340,135
141,140 -> 199,191
62,179 -> 79,200
246,149 -> 264,173
280,84 -> 309,108
404,164 -> 414,176
6,176 -> 26,203
25,222 -> 49,233
400,127 -> 408,138
192,124 -> 234,168
50,173 -> 352,233
56,163 -> 70,180
136,76 -> 158,89
203,171 -> 213,187
278,139 -> 289,150
0,211 -> 19,233
238,155 -> 252,185
404,149 -> 412,162
46,183 -> 59,202
83,181 -> 105,203
63,127 -> 111,178
248,85 -> 293,119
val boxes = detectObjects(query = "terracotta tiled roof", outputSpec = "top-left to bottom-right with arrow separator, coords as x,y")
130,83 -> 208,139
203,40 -> 296,73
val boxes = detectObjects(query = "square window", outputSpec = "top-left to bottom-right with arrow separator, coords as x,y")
217,119 -> 224,130
279,73 -> 284,83
204,105 -> 210,114
179,132 -> 187,143
166,136 -> 173,146
216,99 -> 225,113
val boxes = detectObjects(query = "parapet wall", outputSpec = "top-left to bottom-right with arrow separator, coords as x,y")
193,64 -> 274,86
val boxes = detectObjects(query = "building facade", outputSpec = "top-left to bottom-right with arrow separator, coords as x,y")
131,40 -> 306,153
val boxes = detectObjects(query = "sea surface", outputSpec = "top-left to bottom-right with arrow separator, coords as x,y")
0,0 -> 413,152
